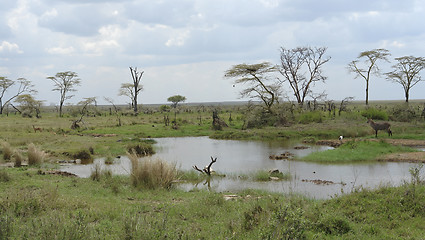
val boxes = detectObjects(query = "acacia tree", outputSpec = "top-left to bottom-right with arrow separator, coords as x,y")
224,62 -> 279,112
47,71 -> 81,117
385,56 -> 425,103
128,67 -> 144,114
15,94 -> 43,118
0,77 -> 33,114
348,48 -> 390,105
278,46 -> 331,107
118,83 -> 137,109
167,95 -> 186,108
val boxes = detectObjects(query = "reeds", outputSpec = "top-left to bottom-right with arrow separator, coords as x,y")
27,143 -> 47,165
90,162 -> 112,181
127,151 -> 177,189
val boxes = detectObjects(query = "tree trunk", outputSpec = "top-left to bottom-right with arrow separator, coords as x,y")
365,80 -> 369,105
405,90 -> 409,103
133,95 -> 138,113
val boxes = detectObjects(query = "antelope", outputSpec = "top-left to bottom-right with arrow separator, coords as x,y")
367,119 -> 392,138
32,125 -> 43,133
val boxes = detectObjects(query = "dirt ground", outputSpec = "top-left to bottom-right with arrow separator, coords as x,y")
316,138 -> 425,163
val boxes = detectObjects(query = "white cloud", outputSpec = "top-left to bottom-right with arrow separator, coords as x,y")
46,46 -> 75,55
1,0 -> 425,105
0,41 -> 23,53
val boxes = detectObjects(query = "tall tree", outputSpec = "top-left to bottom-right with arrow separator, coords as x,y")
0,77 -> 33,114
167,95 -> 187,108
348,48 -> 390,105
278,46 -> 331,107
385,56 -> 425,103
224,62 -> 279,112
47,71 -> 81,117
129,67 -> 144,114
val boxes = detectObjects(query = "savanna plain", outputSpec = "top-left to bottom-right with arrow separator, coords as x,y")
1,101 -> 425,239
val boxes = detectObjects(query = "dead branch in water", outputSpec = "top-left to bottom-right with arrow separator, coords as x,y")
192,157 -> 217,176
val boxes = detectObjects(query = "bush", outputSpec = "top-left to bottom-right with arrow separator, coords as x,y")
13,151 -> 24,167
297,111 -> 323,124
389,105 -> 417,122
316,214 -> 351,235
127,143 -> 155,157
361,107 -> 388,120
243,110 -> 283,129
128,151 -> 177,189
28,143 -> 47,165
1,141 -> 13,161
0,170 -> 11,182
73,150 -> 92,161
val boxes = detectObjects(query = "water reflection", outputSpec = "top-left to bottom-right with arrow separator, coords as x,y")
60,137 -> 418,199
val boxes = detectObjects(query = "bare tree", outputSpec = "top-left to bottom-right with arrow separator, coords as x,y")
348,49 -> 390,105
385,56 -> 425,103
104,97 -> 122,126
278,46 -> 331,107
47,71 -> 81,117
0,77 -> 33,114
128,67 -> 144,114
338,97 -> 354,116
70,97 -> 96,129
224,62 -> 279,112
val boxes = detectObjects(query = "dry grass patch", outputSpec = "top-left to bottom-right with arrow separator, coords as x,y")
27,143 -> 47,165
1,141 -> 13,160
13,150 -> 25,167
128,151 -> 177,189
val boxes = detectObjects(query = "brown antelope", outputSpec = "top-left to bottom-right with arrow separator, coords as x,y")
32,125 -> 43,133
367,119 -> 392,138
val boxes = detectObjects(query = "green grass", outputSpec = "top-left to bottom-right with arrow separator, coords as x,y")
0,167 -> 424,239
301,140 -> 418,163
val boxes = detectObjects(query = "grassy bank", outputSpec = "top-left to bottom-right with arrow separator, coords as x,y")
1,106 -> 425,160
301,140 -> 418,163
0,167 -> 424,239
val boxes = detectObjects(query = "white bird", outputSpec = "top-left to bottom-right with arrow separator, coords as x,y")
339,135 -> 343,141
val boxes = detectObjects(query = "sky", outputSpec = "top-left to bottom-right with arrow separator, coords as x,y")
1,0 -> 425,106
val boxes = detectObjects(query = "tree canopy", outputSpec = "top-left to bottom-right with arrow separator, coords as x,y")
47,71 -> 81,117
385,56 -> 425,103
167,95 -> 187,108
225,62 -> 279,112
279,46 -> 331,107
0,77 -> 33,114
348,48 -> 390,105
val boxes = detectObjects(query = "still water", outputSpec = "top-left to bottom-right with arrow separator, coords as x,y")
61,137 -> 419,199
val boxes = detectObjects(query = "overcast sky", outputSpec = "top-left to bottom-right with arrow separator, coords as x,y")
1,0 -> 425,106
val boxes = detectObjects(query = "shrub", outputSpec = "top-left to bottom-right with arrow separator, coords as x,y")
264,205 -> 307,239
317,214 -> 351,235
1,141 -> 13,161
73,150 -> 92,161
127,143 -> 155,157
361,107 -> 388,120
13,150 -> 24,167
389,105 -> 417,122
28,143 -> 47,165
128,151 -> 177,189
243,110 -> 278,129
0,170 -> 11,182
297,111 -> 323,124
